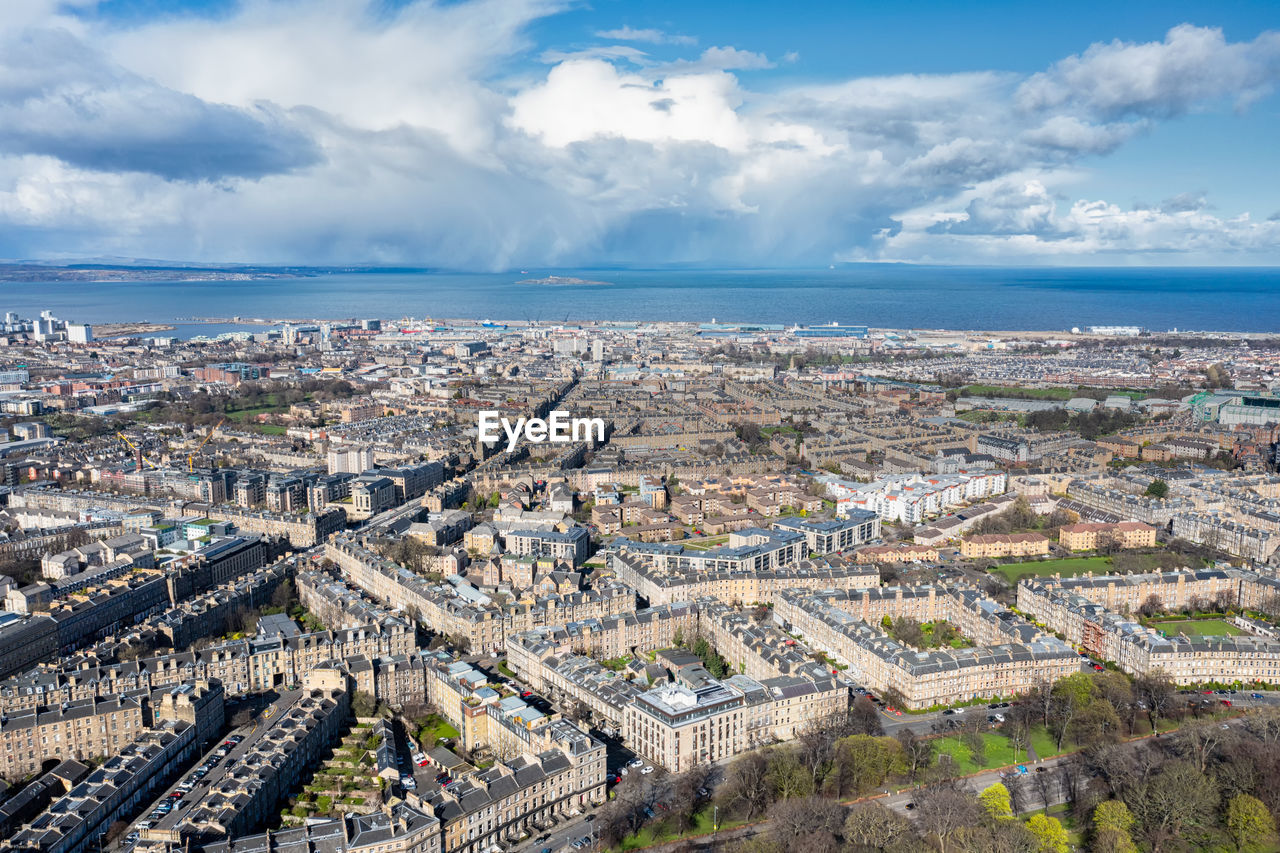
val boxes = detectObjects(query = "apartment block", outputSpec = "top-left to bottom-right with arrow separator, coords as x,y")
959,532 -> 1050,559
1058,521 -> 1157,551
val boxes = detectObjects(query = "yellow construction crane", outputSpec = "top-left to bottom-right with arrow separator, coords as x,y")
116,432 -> 158,472
188,419 -> 226,472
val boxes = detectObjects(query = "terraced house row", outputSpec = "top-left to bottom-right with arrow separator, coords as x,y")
0,619 -> 414,711
505,614 -> 847,772
1017,570 -> 1280,685
609,551 -> 879,607
324,538 -> 634,653
774,586 -> 1080,709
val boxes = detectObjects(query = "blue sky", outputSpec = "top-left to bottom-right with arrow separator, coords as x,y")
1,0 -> 1278,267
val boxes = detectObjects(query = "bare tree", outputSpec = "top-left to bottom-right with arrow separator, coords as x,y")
766,795 -> 845,843
797,714 -> 842,787
897,728 -> 935,782
1133,672 -> 1176,733
670,765 -> 712,835
843,803 -> 912,849
1244,706 -> 1280,745
915,782 -> 981,853
1173,719 -> 1232,775
721,750 -> 771,820
849,695 -> 883,735
1031,766 -> 1058,810
1002,704 -> 1034,762
1005,773 -> 1029,815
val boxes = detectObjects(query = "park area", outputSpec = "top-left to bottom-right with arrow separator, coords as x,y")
990,556 -> 1114,585
934,724 -> 1062,772
1148,618 -> 1241,638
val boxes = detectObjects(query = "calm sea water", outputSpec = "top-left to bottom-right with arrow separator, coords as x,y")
3,266 -> 1279,335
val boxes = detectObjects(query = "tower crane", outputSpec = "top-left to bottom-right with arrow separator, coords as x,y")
116,432 -> 158,472
188,419 -> 226,472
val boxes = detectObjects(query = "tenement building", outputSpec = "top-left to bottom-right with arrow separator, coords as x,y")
774,586 -> 1079,709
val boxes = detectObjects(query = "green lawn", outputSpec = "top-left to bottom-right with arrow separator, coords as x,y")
224,404 -> 285,421
612,807 -> 741,851
935,727 -> 1044,772
683,536 -> 729,551
933,723 -> 1072,773
417,716 -> 460,747
961,385 -> 1077,400
991,556 -> 1113,585
1150,618 -> 1242,638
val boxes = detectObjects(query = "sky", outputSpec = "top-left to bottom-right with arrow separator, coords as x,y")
0,0 -> 1278,269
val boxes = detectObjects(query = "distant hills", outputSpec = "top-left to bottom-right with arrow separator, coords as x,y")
0,260 -> 438,283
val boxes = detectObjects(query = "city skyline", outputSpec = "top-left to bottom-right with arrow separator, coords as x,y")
1,0 -> 1278,268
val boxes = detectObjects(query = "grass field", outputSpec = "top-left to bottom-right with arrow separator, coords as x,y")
612,807 -> 742,851
415,716 -> 460,748
960,384 -> 1148,401
1150,618 -> 1242,638
933,724 -> 1066,773
683,536 -> 729,551
991,556 -> 1113,585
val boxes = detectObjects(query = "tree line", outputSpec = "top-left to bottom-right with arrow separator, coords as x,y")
597,670 -> 1280,852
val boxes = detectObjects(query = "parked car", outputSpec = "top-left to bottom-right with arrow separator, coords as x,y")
641,766 -> 655,775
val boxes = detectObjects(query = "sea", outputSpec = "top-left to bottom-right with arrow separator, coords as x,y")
3,266 -> 1279,337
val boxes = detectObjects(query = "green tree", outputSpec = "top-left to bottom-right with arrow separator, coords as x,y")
1226,794 -> 1276,851
1093,828 -> 1139,853
1144,479 -> 1169,499
766,747 -> 814,800
978,783 -> 1013,821
1026,814 -> 1069,853
1093,800 -> 1138,853
1093,800 -> 1136,835
351,691 -> 378,718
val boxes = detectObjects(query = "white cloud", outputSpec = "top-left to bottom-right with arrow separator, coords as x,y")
659,46 -> 776,72
1017,24 -> 1280,118
0,7 -> 1276,267
594,26 -> 696,46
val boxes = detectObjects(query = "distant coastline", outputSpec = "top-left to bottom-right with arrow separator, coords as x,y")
1,267 -> 1278,333
0,264 -> 310,283
516,275 -> 611,286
